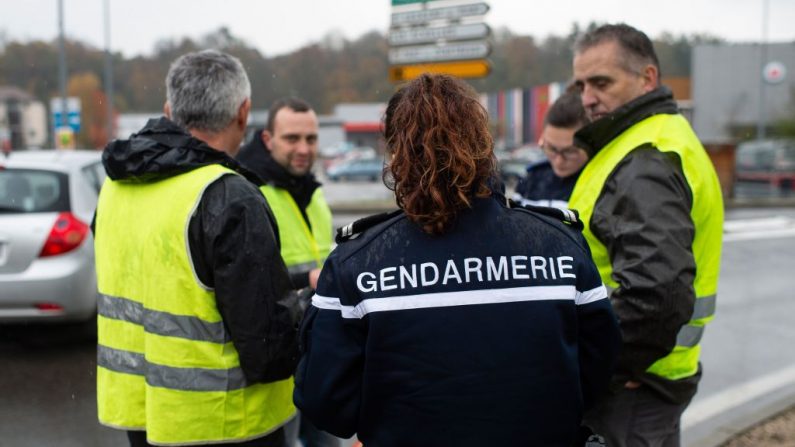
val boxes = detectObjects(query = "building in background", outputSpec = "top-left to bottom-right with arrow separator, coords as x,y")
693,42 -> 795,143
0,86 -> 47,150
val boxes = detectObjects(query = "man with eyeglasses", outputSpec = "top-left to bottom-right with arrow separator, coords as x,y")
514,90 -> 589,208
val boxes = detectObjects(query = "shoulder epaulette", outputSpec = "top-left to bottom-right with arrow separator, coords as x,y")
336,209 -> 403,243
508,199 -> 584,231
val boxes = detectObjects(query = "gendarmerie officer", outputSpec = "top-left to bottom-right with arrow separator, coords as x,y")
293,74 -> 622,447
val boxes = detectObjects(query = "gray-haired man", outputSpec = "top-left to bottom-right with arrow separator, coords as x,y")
94,50 -> 307,446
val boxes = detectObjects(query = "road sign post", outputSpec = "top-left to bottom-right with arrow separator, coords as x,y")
389,60 -> 491,82
389,41 -> 490,65
391,2 -> 489,26
50,97 -> 81,133
391,0 -> 436,4
389,23 -> 490,46
388,0 -> 492,83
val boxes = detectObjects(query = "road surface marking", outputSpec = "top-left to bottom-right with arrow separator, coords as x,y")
724,216 -> 795,242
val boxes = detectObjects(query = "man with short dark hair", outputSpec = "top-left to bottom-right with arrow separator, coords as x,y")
514,89 -> 589,208
237,98 -> 335,447
569,24 -> 724,446
95,50 -> 305,447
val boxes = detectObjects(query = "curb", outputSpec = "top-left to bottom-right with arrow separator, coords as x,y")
683,367 -> 795,447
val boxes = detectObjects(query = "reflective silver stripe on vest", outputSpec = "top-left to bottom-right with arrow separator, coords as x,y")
97,345 -> 249,391
676,324 -> 704,347
147,361 -> 248,392
98,294 -> 230,344
98,293 -> 144,324
287,261 -> 317,275
693,294 -> 716,320
672,296 -> 715,347
98,345 -> 145,376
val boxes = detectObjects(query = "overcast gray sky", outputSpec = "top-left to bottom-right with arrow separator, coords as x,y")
2,0 -> 795,57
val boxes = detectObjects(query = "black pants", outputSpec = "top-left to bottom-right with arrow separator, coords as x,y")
127,427 -> 285,447
583,386 -> 691,447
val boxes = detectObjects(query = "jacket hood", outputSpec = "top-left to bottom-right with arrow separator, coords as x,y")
574,86 -> 679,157
102,117 -> 259,183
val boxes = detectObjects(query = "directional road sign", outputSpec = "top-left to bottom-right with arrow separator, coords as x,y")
50,97 -> 81,133
389,23 -> 490,46
388,40 -> 490,65
389,59 -> 491,82
391,2 -> 489,26
392,0 -> 438,4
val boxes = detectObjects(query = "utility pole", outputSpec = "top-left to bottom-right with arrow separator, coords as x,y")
57,0 -> 68,142
757,0 -> 769,140
103,0 -> 114,142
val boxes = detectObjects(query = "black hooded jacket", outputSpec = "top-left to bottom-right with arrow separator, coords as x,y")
237,131 -> 323,289
97,117 -> 302,383
573,87 -> 700,404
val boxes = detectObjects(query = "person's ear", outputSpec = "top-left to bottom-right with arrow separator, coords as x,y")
163,102 -> 171,119
261,129 -> 273,151
236,98 -> 251,131
641,64 -> 659,93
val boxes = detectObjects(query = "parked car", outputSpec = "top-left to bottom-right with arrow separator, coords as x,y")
0,150 -> 104,325
326,157 -> 385,182
735,139 -> 795,190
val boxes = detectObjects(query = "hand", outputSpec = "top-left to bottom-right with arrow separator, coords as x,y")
309,268 -> 321,290
624,380 -> 642,389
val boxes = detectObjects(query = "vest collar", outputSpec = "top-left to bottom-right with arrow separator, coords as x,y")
574,87 -> 679,157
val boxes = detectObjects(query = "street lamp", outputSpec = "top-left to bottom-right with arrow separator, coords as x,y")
104,0 -> 114,142
757,0 -> 769,140
57,0 -> 68,145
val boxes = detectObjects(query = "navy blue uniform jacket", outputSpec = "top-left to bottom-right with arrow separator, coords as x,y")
294,196 -> 621,447
513,160 -> 580,209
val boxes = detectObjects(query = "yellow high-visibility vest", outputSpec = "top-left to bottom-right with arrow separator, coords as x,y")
569,113 -> 723,380
95,164 -> 295,445
260,185 -> 332,274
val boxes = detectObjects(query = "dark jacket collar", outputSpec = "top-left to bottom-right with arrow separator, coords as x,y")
236,129 -> 321,210
102,117 -> 259,184
574,86 -> 679,157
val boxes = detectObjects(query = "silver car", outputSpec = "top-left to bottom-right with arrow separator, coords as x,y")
0,150 -> 104,324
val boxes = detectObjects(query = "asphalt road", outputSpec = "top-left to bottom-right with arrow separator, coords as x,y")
1,204 -> 793,447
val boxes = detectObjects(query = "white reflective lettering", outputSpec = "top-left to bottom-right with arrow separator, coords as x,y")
421,262 -> 439,286
380,267 -> 398,291
487,256 -> 508,281
357,272 -> 378,293
549,257 -> 557,279
530,256 -> 548,279
558,256 -> 576,279
464,258 -> 483,282
511,255 -> 529,279
400,264 -> 418,289
442,259 -> 463,285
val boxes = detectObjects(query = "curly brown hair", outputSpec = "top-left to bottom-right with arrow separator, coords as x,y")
384,74 -> 495,235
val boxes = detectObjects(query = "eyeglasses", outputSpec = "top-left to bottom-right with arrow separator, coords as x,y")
541,143 -> 581,161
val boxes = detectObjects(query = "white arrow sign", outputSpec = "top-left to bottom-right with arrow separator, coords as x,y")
391,2 -> 490,26
388,41 -> 491,65
389,23 -> 490,46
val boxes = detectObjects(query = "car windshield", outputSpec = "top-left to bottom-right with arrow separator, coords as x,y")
0,169 -> 70,213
